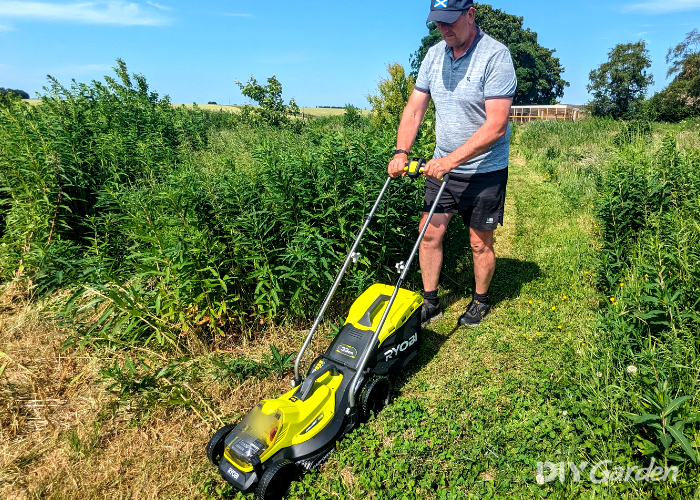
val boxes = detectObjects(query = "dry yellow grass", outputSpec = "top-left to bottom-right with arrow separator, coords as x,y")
0,282 -> 336,499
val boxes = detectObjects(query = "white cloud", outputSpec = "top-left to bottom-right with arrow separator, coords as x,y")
0,1 -> 171,26
146,1 -> 171,11
625,0 -> 700,13
222,12 -> 254,18
0,22 -> 14,30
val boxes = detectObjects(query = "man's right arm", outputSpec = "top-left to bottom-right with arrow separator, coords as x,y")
388,89 -> 432,178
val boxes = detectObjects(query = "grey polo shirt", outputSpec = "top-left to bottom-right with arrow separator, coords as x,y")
415,27 -> 517,176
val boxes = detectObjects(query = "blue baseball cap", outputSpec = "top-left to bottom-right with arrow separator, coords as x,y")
427,0 -> 474,24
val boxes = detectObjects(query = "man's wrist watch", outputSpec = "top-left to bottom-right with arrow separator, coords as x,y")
393,149 -> 410,156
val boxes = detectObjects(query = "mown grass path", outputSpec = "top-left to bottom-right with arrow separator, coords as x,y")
285,146 -> 599,499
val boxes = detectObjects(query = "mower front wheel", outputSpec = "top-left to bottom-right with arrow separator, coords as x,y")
256,459 -> 297,500
360,375 -> 392,420
206,423 -> 236,466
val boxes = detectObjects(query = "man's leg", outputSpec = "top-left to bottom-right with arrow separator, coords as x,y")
419,212 -> 453,291
418,212 -> 452,326
469,227 -> 495,294
458,227 -> 495,327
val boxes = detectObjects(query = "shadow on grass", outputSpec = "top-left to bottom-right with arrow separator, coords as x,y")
433,220 -> 541,310
440,255 -> 542,311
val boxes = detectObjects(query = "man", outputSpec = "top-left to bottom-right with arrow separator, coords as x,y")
388,0 -> 516,327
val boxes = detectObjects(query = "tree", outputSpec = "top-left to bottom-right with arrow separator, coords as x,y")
587,41 -> 653,119
666,29 -> 700,78
235,75 -> 299,126
409,3 -> 568,105
646,29 -> 700,122
367,63 -> 415,129
0,88 -> 30,99
366,63 -> 436,156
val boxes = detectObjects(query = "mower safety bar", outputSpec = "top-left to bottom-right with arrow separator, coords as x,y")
347,173 -> 451,410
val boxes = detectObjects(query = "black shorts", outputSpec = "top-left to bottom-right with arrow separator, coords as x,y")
423,167 -> 508,231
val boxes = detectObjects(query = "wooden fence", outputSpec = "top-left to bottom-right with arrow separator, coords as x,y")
509,105 -> 585,124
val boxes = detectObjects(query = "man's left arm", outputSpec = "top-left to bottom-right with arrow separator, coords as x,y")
423,97 -> 512,179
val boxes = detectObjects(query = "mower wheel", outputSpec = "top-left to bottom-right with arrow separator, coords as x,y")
256,459 -> 297,500
206,423 -> 236,466
360,375 -> 392,420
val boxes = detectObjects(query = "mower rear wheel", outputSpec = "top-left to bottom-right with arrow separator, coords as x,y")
360,375 -> 392,420
206,423 -> 236,466
256,459 -> 297,500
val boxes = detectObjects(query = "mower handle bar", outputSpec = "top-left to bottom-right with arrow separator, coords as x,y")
292,159 -> 445,387
347,173 -> 450,409
293,175 -> 393,382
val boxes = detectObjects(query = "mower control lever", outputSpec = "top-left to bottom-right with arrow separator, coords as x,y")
403,158 -> 426,179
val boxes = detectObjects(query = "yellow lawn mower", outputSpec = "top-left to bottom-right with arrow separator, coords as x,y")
206,159 -> 449,499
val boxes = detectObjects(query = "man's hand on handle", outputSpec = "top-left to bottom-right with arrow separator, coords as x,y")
388,153 -> 409,178
387,154 -> 455,180
423,157 -> 454,180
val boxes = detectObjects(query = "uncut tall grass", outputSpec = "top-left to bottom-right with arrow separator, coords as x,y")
519,117 -> 700,481
0,62 -> 433,352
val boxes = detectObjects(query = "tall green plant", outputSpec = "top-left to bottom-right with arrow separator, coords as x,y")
0,59 -> 223,285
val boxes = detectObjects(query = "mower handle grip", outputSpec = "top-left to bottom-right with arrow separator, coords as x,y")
403,158 -> 448,182
403,157 -> 426,179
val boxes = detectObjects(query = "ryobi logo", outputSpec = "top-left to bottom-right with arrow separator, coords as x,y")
383,333 -> 418,361
226,466 -> 240,480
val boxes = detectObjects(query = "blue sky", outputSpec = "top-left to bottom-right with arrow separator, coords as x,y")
1,1 -> 698,107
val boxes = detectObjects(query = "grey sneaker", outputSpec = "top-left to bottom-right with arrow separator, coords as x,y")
458,299 -> 490,327
420,300 -> 443,327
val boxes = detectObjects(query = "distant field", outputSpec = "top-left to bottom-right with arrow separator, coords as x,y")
299,106 -> 371,117
172,104 -> 371,117
22,100 -> 369,117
